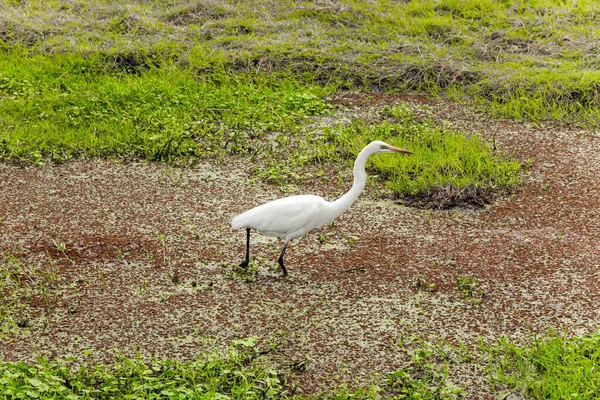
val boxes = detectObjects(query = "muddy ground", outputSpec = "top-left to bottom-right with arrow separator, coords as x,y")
1,96 -> 599,398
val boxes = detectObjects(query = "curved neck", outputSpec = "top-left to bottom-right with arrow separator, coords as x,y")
330,146 -> 372,217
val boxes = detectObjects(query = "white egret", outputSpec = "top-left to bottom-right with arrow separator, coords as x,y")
231,140 -> 413,276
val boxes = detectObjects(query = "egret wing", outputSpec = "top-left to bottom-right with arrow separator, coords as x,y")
231,195 -> 327,238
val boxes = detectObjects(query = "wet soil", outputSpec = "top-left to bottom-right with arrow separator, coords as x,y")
1,95 -> 599,397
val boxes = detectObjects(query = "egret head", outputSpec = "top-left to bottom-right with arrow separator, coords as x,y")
372,140 -> 413,155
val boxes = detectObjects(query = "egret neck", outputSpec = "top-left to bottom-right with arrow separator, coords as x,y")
328,144 -> 372,220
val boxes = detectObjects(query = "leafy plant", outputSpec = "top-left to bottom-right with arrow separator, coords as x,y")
0,340 -> 287,399
456,277 -> 485,302
414,274 -> 436,292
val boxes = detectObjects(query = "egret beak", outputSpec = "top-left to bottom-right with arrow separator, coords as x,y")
388,145 -> 413,154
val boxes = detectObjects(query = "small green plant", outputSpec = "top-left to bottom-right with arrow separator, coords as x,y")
226,261 -> 259,283
381,344 -> 464,399
51,237 -> 67,254
317,233 -> 328,245
187,222 -> 201,240
0,254 -> 58,340
343,234 -> 360,245
456,277 -> 485,302
138,278 -> 149,294
414,275 -> 436,292
0,339 -> 288,399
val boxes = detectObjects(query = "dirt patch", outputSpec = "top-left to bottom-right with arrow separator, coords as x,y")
329,92 -> 436,107
1,97 -> 599,397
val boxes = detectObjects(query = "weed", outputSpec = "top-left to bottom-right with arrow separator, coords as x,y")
51,237 -> 66,254
484,329 -> 600,399
226,260 -> 259,283
188,222 -> 201,240
137,278 -> 149,294
0,340 -> 290,399
456,276 -> 485,302
0,254 -> 58,340
343,234 -> 360,245
414,275 -> 436,292
317,233 -> 328,245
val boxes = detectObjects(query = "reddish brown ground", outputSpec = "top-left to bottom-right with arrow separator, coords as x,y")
0,95 -> 599,397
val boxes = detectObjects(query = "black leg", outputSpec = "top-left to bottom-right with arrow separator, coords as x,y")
239,228 -> 250,268
277,241 -> 289,277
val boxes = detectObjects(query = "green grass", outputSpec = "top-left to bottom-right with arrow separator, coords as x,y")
0,48 -> 522,206
5,329 -> 600,399
485,330 -> 600,399
0,339 -> 288,399
2,0 -> 600,124
307,104 -> 522,208
0,50 -> 332,165
0,253 -> 58,341
0,337 -> 464,399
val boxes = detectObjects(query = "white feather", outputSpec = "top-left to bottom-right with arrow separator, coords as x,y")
232,195 -> 331,241
230,140 -> 413,276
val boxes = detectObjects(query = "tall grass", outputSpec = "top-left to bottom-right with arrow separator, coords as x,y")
485,330 -> 600,399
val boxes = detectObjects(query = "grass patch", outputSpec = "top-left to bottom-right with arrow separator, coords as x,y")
484,330 -> 600,399
0,49 -> 521,208
0,337 -> 464,399
2,0 -> 600,124
0,50 -> 332,164
314,104 -> 522,208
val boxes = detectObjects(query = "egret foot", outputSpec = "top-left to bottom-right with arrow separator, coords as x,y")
239,260 -> 249,269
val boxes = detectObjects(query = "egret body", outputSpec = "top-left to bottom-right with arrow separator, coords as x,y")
231,140 -> 412,276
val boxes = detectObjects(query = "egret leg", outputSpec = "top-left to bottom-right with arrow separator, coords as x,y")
277,241 -> 289,277
239,228 -> 251,268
